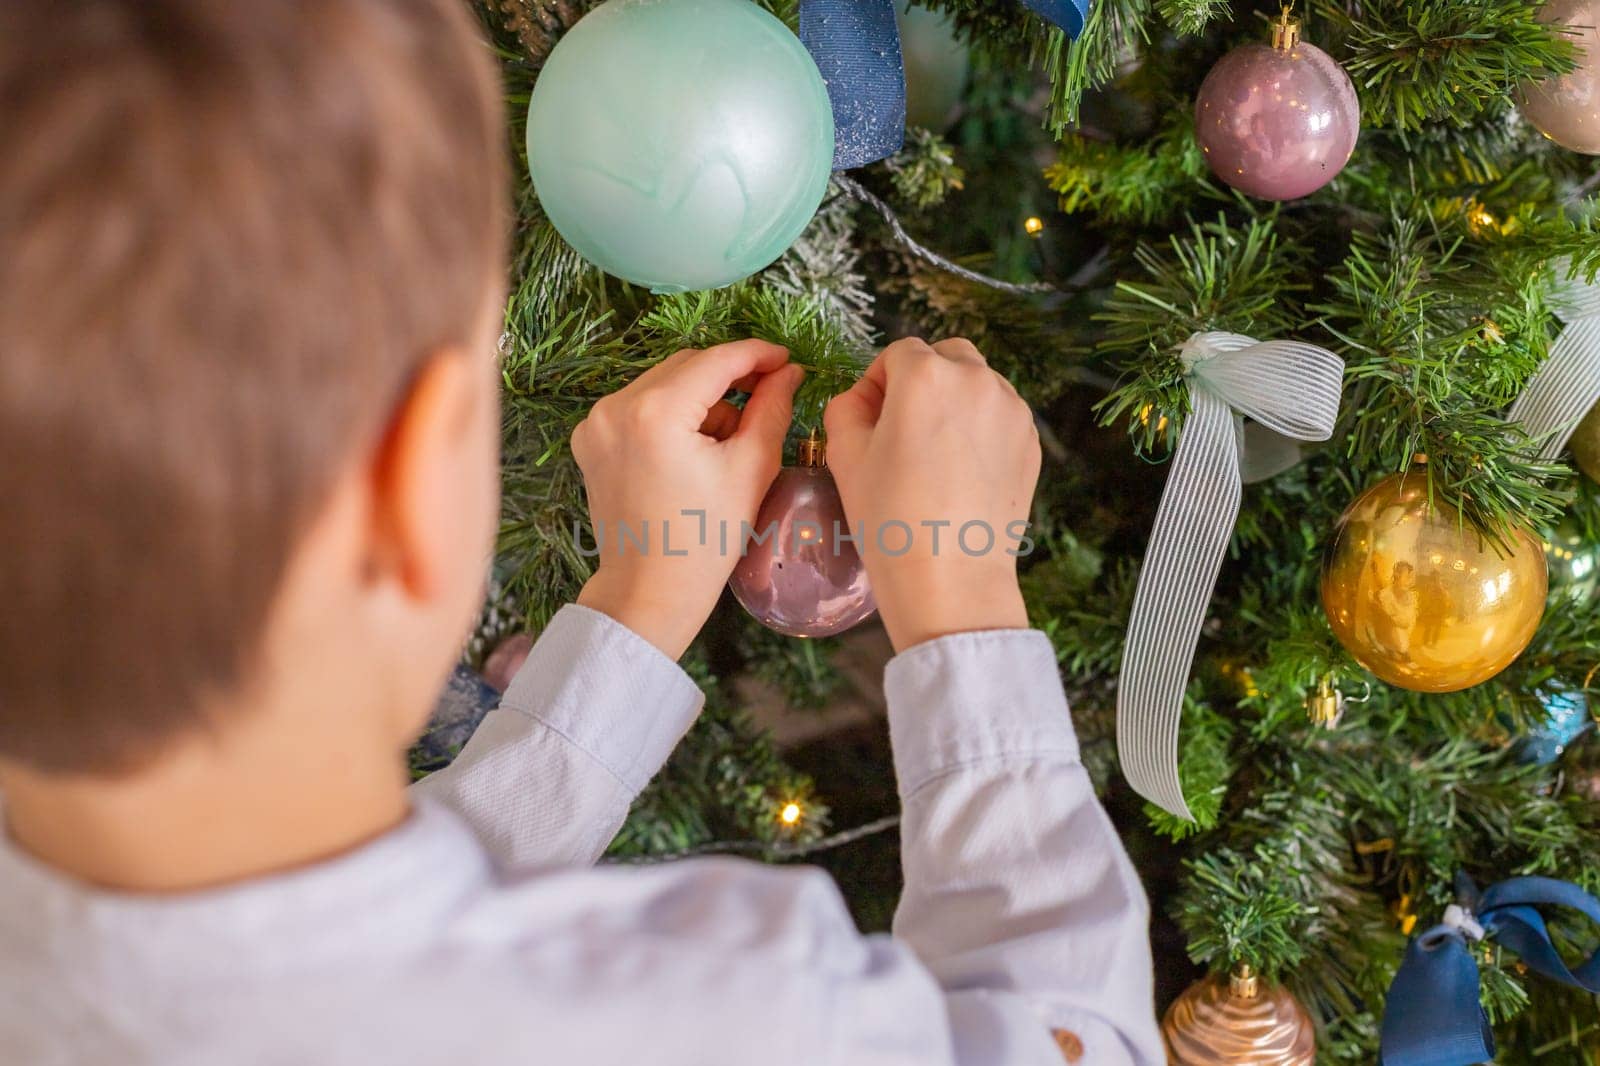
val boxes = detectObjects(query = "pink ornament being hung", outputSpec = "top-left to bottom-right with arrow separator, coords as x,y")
1194,12 -> 1360,201
728,437 -> 876,639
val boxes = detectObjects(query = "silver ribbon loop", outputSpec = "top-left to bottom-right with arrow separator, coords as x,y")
1507,265 -> 1600,461
1118,331 -> 1345,819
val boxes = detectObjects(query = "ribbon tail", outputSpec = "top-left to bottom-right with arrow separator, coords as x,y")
1116,388 -> 1241,820
1239,421 -> 1305,484
800,0 -> 905,170
1481,876 -> 1600,991
1507,314 -> 1600,462
1379,931 -> 1493,1066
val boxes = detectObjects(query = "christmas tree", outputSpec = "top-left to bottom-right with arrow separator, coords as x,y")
439,0 -> 1600,1059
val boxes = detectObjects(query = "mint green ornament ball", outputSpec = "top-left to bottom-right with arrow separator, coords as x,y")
526,0 -> 835,294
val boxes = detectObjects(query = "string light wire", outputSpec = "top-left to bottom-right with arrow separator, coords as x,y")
831,174 -> 1060,296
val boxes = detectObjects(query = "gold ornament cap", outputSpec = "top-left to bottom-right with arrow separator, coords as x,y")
1271,8 -> 1301,50
1305,677 -> 1344,728
1230,963 -> 1262,999
796,434 -> 826,468
1163,969 -> 1315,1066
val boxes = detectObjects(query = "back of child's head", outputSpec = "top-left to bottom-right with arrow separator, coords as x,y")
0,0 -> 507,774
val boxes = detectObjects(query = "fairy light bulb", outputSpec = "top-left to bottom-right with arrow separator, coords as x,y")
1023,215 -> 1045,237
779,801 -> 803,826
1138,404 -> 1171,433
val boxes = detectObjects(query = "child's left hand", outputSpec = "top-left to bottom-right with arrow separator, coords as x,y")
571,339 -> 803,658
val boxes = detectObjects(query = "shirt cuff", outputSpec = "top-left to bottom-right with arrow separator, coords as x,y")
883,628 -> 1080,800
498,603 -> 704,794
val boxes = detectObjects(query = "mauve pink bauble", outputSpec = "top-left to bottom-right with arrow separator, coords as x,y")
728,465 -> 875,638
1195,40 -> 1359,201
1518,0 -> 1600,154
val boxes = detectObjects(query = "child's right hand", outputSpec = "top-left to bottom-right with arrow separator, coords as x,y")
825,338 -> 1040,653
572,339 -> 802,659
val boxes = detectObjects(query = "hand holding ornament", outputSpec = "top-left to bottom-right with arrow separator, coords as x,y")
824,338 -> 1041,653
572,340 -> 803,658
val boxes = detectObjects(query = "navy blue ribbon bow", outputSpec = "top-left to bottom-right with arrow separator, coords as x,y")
1379,875 -> 1600,1066
800,0 -> 1089,170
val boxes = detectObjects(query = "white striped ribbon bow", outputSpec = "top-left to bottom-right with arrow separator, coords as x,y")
1507,264 -> 1600,460
1118,331 -> 1345,820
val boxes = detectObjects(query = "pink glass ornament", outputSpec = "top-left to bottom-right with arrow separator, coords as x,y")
1518,0 -> 1600,154
1194,26 -> 1359,201
728,456 -> 875,639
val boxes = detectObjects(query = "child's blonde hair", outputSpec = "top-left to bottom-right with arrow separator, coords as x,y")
0,0 -> 507,772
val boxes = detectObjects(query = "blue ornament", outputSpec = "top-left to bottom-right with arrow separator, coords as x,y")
799,0 -> 1085,168
1515,687 -> 1594,764
1379,874 -> 1600,1066
526,0 -> 835,293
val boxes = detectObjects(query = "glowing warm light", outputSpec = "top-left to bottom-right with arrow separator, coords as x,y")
779,802 -> 802,825
1023,216 -> 1045,237
1138,404 -> 1170,433
1467,203 -> 1498,235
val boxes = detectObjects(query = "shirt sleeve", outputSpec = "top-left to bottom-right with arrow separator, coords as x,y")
410,604 -> 704,870
883,629 -> 1163,1066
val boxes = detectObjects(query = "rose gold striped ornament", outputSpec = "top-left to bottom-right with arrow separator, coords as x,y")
1162,966 -> 1315,1066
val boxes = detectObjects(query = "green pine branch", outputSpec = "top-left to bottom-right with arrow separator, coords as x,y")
1094,215 -> 1305,454
1315,0 -> 1577,131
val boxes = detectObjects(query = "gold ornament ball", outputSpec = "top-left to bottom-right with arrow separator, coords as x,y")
1570,400 -> 1600,483
1517,0 -> 1600,155
1163,969 -> 1315,1066
1320,472 -> 1548,692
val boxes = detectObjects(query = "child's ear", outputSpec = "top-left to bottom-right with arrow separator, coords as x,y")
366,349 -> 490,599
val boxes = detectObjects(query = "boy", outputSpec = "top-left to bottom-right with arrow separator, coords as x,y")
0,0 -> 1160,1062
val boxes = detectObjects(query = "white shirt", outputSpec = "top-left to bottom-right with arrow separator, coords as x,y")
0,605 -> 1161,1065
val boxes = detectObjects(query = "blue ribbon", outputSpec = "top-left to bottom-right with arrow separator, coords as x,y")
800,0 -> 1089,170
1379,875 -> 1600,1066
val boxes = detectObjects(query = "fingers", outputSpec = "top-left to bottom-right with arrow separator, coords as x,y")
699,400 -> 742,441
729,363 -> 804,462
668,339 -> 791,408
823,339 -> 917,453
823,376 -> 882,460
930,337 -> 987,366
